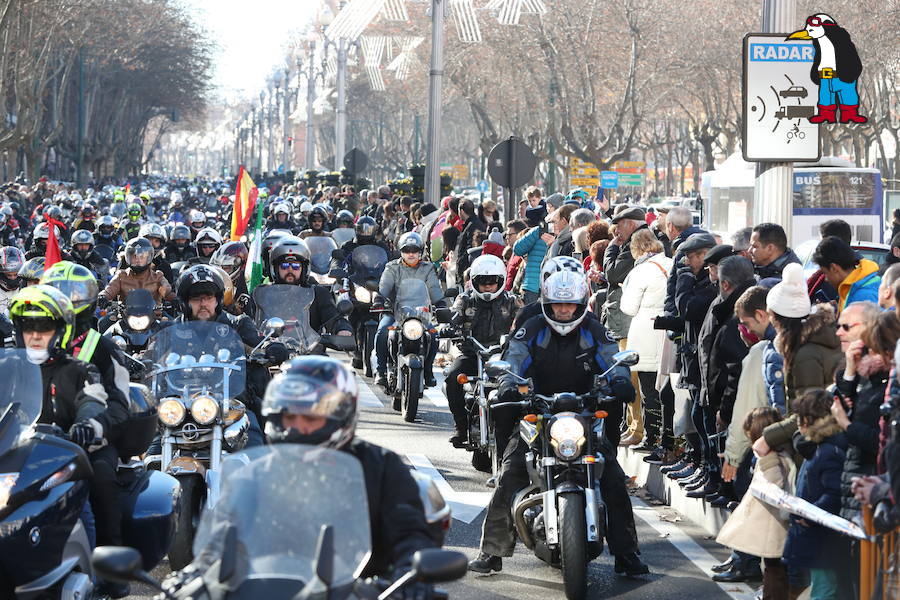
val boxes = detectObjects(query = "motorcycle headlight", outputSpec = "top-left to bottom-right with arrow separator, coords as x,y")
159,399 -> 186,426
354,286 -> 373,303
402,319 -> 424,340
126,315 -> 151,331
191,395 -> 219,425
549,415 -> 586,460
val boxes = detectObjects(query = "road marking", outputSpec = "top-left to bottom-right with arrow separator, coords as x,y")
425,384 -> 448,408
357,378 -> 384,409
407,453 -> 491,525
631,497 -> 757,600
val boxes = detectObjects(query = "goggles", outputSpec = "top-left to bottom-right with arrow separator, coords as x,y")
18,317 -> 58,332
806,16 -> 834,26
279,262 -> 303,271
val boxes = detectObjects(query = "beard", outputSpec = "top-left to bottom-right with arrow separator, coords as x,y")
281,272 -> 297,283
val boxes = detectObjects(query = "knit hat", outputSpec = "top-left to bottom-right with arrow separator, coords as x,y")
766,263 -> 811,318
487,230 -> 505,246
525,204 -> 547,227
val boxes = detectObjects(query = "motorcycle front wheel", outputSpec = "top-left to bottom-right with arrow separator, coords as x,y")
559,493 -> 588,600
168,475 -> 203,570
403,367 -> 421,423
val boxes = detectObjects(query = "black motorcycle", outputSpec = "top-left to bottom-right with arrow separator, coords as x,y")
104,289 -> 163,354
92,445 -> 468,600
0,348 -> 180,599
485,350 -> 640,600
330,245 -> 389,377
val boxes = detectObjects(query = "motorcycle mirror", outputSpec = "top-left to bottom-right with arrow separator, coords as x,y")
443,287 -> 459,298
410,549 -> 468,583
111,335 -> 127,350
484,360 -> 512,378
612,350 -> 640,367
92,546 -> 166,593
264,317 -> 285,337
337,298 -> 353,315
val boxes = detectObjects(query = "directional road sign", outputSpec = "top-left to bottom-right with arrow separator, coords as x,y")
742,34 -> 820,162
601,171 -> 619,189
476,179 -> 489,193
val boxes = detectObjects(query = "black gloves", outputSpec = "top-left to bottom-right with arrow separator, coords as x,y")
69,420 -> 99,449
265,342 -> 289,365
611,377 -> 636,404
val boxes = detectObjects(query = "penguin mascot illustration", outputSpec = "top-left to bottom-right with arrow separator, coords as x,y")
787,13 -> 867,124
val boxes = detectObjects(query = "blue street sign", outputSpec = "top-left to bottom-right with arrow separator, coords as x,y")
277,164 -> 285,174
600,171 -> 619,189
476,179 -> 489,192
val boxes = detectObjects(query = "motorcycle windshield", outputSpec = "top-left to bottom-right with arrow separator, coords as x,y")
144,322 -> 246,399
110,203 -> 126,218
95,244 -> 115,262
331,228 -> 355,247
251,285 -> 321,350
305,237 -> 338,275
193,445 -> 371,585
394,279 -> 431,322
0,349 -> 42,456
350,245 -> 388,287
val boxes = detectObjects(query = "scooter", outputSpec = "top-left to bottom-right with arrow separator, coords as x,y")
0,349 -> 180,599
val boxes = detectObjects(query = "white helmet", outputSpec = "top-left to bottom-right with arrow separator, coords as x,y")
195,227 -> 223,245
273,202 -> 291,216
469,255 -> 506,302
541,270 -> 589,336
300,201 -> 313,213
139,222 -> 167,242
540,255 -> 585,283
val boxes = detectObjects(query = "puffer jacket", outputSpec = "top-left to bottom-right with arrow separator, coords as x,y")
774,303 -> 842,412
513,226 -> 549,294
835,366 -> 887,521
99,267 -> 173,304
761,324 -> 786,415
620,252 -> 672,371
379,258 -> 444,307
450,289 -> 518,357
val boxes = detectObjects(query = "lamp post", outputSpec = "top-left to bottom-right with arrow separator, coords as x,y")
304,32 -> 319,171
257,92 -> 265,176
423,0 -> 446,208
278,67 -> 290,173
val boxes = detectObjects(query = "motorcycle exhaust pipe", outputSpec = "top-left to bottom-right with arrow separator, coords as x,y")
513,493 -> 544,550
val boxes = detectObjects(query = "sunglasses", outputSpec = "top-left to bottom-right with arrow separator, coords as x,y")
837,322 -> 860,332
806,16 -> 834,26
279,262 -> 303,271
19,318 -> 57,333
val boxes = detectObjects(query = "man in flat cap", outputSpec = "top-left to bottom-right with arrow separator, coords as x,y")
602,205 -> 649,444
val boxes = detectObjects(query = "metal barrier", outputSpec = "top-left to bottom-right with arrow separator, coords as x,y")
860,505 -> 899,600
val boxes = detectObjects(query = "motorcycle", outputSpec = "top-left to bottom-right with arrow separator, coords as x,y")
92,445 -> 468,600
0,348 -> 180,599
305,236 -> 339,285
484,350 -> 640,600
380,280 -> 445,423
331,227 -> 355,247
447,335 -> 504,475
143,321 -> 253,570
250,285 -> 356,366
330,245 -> 389,377
104,288 -> 164,355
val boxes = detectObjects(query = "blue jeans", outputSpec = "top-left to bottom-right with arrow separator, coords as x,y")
818,77 -> 859,106
691,399 -> 719,474
375,315 -> 437,377
81,498 -> 96,549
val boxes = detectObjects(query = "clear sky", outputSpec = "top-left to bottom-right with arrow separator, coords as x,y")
178,0 -> 318,101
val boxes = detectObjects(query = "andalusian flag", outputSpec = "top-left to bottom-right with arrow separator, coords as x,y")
244,201 -> 266,292
230,166 -> 258,241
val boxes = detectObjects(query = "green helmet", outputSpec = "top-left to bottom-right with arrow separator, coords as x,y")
127,203 -> 143,222
40,261 -> 99,316
9,284 -> 76,354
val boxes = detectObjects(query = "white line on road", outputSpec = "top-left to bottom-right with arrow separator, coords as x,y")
357,378 -> 384,409
407,453 -> 491,525
425,385 -> 448,408
630,497 -> 757,600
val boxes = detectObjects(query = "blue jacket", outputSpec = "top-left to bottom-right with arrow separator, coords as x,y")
761,324 -> 786,415
840,261 -> 880,311
513,226 -> 549,294
783,427 -> 849,570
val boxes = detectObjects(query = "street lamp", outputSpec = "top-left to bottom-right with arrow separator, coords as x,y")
258,91 -> 265,176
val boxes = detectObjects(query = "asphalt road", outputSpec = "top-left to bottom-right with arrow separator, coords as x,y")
127,352 -> 758,600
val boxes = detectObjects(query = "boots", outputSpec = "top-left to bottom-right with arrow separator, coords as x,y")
839,104 -> 868,123
761,561 -> 788,600
808,104 -> 837,124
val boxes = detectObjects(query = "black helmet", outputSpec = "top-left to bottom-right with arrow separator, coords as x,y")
355,215 -> 377,244
269,236 -> 311,284
70,229 -> 95,261
261,356 -> 358,448
97,215 -> 116,237
308,206 -> 328,228
125,237 -> 154,273
170,224 -> 191,249
336,210 -> 354,228
175,264 -> 224,319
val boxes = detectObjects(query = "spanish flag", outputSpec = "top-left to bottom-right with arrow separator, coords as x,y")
230,166 -> 259,241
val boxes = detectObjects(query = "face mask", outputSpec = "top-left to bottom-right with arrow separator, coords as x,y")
26,348 -> 49,364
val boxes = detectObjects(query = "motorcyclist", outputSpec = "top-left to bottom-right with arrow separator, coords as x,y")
99,237 -> 175,306
335,209 -> 355,230
164,224 -> 198,263
299,205 -> 332,239
72,204 -> 96,232
190,227 -> 222,264
8,285 -> 128,595
265,201 -> 300,235
210,241 -> 250,314
445,254 -> 519,447
70,229 -> 110,282
137,222 -> 174,284
25,222 -> 72,261
121,203 -> 144,240
330,215 -> 392,271
375,232 -> 446,389
188,209 -> 207,240
0,246 -> 24,315
468,269 -> 649,577
0,206 -> 20,246
95,215 -> 125,255
250,236 -> 352,338
18,256 -> 46,287
261,356 -> 438,584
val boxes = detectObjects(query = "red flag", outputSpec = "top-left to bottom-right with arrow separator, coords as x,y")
45,217 -> 64,268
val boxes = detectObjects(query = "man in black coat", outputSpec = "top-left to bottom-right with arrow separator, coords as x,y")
454,198 -> 485,284
749,223 -> 801,281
